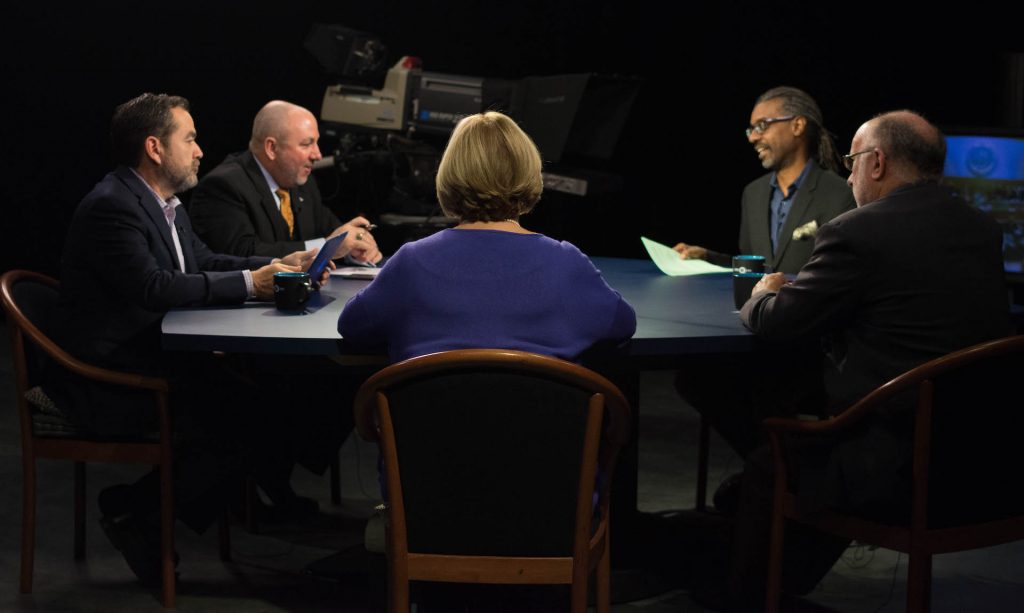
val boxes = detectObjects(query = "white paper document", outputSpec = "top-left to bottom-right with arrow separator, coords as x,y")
330,266 -> 381,280
640,236 -> 732,276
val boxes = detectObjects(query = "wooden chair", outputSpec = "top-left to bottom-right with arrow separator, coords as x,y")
353,349 -> 632,613
1,270 -> 230,608
763,335 -> 1024,613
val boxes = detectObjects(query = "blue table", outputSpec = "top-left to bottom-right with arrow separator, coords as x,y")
162,257 -> 754,357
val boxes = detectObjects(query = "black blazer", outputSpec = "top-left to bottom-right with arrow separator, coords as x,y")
741,183 -> 1009,512
189,150 -> 342,257
738,163 -> 856,274
741,183 -> 1009,414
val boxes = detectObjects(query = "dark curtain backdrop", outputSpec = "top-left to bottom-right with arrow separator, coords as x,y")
0,3 -> 1009,277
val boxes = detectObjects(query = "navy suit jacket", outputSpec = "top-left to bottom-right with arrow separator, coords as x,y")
50,167 -> 271,433
189,150 -> 341,257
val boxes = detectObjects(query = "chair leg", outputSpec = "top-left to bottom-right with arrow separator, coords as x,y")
20,455 -> 37,594
330,454 -> 342,506
696,416 -> 710,512
389,569 -> 409,613
159,467 -> 176,609
764,506 -> 785,613
74,461 -> 86,560
595,534 -> 611,613
388,521 -> 409,613
218,512 -> 232,562
906,553 -> 932,613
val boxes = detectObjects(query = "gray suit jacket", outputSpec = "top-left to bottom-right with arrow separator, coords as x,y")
738,163 -> 855,274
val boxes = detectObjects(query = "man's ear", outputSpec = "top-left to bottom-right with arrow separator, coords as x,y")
143,136 -> 162,165
871,148 -> 886,180
791,116 -> 807,137
264,137 -> 278,161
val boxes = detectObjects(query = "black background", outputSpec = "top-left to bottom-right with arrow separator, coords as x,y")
1,3 -> 1015,276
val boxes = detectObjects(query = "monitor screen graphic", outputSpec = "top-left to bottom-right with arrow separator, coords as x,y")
943,131 -> 1024,274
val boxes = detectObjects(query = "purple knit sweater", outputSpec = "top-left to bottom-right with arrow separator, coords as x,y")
338,229 -> 636,362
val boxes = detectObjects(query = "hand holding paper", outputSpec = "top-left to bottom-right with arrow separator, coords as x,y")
642,237 -> 731,276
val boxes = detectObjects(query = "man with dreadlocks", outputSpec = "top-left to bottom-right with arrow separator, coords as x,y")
672,88 -> 855,518
675,86 -> 854,274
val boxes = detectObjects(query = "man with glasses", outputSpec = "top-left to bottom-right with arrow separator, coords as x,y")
718,111 -> 1010,610
673,88 -> 855,520
674,86 -> 854,275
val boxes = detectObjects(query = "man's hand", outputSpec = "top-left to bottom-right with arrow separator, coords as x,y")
279,248 -> 317,269
277,249 -> 332,286
673,242 -> 708,260
752,272 -> 787,296
251,261 -> 301,300
330,216 -> 383,264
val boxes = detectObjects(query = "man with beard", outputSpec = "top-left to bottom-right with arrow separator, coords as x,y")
47,93 -> 316,585
674,86 -> 854,274
672,88 -> 856,515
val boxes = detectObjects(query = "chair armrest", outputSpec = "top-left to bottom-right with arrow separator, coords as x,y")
45,345 -> 169,394
6,305 -> 168,394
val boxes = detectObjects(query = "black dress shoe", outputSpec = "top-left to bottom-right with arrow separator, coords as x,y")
712,472 -> 744,517
98,484 -> 179,583
100,513 -> 164,587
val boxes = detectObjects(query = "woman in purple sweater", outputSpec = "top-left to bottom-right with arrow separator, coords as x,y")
337,111 -> 635,362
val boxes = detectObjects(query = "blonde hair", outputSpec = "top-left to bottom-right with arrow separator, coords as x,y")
435,112 -> 543,222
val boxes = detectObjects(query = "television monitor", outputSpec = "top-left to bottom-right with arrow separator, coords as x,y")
942,129 -> 1024,274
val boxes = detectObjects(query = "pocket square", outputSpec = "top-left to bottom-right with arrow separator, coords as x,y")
792,220 -> 818,241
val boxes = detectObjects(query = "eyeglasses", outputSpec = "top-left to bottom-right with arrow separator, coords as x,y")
842,149 -> 877,171
745,116 -> 795,138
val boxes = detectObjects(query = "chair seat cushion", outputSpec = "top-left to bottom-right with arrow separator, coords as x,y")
25,386 -> 80,437
24,386 -> 159,442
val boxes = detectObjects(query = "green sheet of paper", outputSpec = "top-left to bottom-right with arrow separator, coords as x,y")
641,236 -> 732,276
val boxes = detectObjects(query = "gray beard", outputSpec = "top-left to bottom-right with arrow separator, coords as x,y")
163,168 -> 198,194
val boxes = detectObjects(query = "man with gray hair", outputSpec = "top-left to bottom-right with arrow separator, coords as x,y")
190,100 -> 381,264
717,111 -> 1010,610
675,86 -> 854,274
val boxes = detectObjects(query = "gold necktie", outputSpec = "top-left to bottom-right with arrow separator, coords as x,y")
275,188 -> 294,238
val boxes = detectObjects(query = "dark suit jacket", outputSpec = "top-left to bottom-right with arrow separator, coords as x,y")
741,183 -> 1009,511
738,163 -> 856,274
189,150 -> 342,257
50,167 -> 271,434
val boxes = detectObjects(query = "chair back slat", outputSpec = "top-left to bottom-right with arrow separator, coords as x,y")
385,370 -> 593,557
2,271 -> 60,391
8,281 -> 59,389
926,349 -> 1024,528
